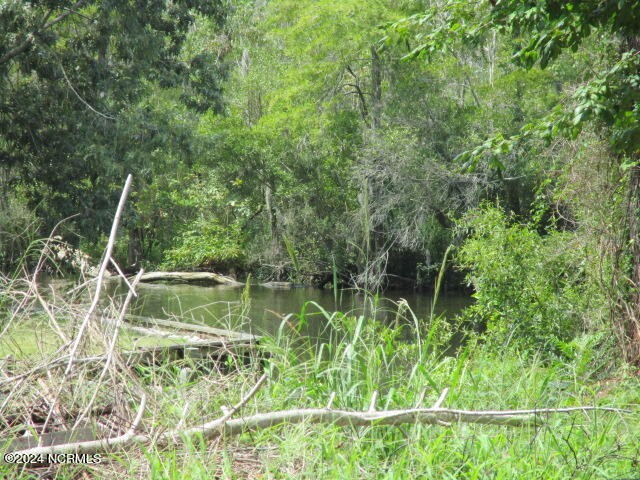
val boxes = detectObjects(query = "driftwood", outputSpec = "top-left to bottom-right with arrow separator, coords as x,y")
260,281 -> 293,289
125,314 -> 258,343
136,271 -> 244,287
5,373 -> 630,460
134,273 -> 297,289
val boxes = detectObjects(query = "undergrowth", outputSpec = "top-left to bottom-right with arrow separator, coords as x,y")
3,299 -> 637,480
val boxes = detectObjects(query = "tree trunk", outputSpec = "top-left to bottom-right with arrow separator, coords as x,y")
622,35 -> 640,364
625,163 -> 640,364
370,45 -> 382,129
127,228 -> 143,271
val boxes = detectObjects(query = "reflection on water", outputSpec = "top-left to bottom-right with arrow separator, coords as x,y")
122,283 -> 472,338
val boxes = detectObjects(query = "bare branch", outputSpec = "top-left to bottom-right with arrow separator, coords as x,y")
11,394 -> 146,457
59,62 -> 116,120
8,402 -> 629,459
368,391 -> 378,412
432,388 -> 449,409
327,392 -> 336,410
39,175 -> 133,439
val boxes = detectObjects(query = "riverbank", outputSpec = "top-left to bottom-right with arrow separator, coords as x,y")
2,305 -> 638,479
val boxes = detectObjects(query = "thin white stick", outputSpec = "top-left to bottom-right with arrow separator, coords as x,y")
368,391 -> 378,412
414,387 -> 427,408
66,277 -> 98,295
39,175 -> 133,441
177,402 -> 191,429
109,257 -> 136,295
64,174 -> 133,376
433,388 -> 449,409
326,392 -> 336,410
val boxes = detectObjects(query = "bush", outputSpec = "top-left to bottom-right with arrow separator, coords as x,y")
456,204 -> 600,355
160,220 -> 245,271
0,193 -> 39,271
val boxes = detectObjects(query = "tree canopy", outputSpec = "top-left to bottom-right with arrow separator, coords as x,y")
1,0 -> 640,357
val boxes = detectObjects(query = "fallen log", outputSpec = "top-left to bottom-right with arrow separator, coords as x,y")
4,371 -> 630,460
260,281 -> 293,289
125,314 -> 258,343
5,404 -> 629,456
6,424 -> 105,452
0,339 -> 257,388
136,271 -> 244,287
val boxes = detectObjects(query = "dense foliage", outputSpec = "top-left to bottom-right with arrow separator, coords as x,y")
1,0 -> 640,358
3,3 -> 640,478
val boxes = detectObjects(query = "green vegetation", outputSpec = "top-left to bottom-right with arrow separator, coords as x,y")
2,0 -> 640,478
456,204 -> 604,355
1,304 -> 638,479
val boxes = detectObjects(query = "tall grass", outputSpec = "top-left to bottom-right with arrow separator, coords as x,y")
2,285 -> 638,479
251,304 -> 639,479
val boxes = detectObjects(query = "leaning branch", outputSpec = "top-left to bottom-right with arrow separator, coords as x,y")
38,175 -> 132,438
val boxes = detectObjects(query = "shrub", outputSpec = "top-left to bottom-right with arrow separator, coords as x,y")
160,220 -> 245,271
456,204 -> 599,355
0,193 -> 39,271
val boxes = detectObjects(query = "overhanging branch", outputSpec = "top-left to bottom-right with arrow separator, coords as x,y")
0,0 -> 87,66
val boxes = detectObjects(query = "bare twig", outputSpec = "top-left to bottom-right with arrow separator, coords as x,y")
11,394 -> 146,457
327,392 -> 336,410
431,388 -> 452,426
72,270 -> 144,428
39,175 -> 132,441
59,62 -> 116,120
433,388 -> 449,409
109,257 -> 135,295
368,391 -> 378,412
63,174 -> 132,376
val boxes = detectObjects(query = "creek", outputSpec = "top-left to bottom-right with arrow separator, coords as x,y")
124,283 -> 472,340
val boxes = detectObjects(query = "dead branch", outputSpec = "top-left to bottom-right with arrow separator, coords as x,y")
39,175 -> 132,437
135,271 -> 244,286
124,314 -> 257,342
64,174 -> 133,376
8,374 -> 267,457
213,405 -> 631,435
8,394 -> 147,458
7,397 -> 630,459
72,270 -> 144,428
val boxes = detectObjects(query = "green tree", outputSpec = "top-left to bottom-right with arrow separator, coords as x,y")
0,0 -> 227,245
392,0 -> 640,361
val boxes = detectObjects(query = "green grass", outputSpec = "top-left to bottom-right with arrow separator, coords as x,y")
2,303 -> 639,479
0,317 -> 200,359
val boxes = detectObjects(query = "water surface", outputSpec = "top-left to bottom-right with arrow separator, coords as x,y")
127,283 -> 472,339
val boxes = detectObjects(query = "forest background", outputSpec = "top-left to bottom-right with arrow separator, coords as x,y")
2,0 -> 640,362
3,2 -> 640,478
